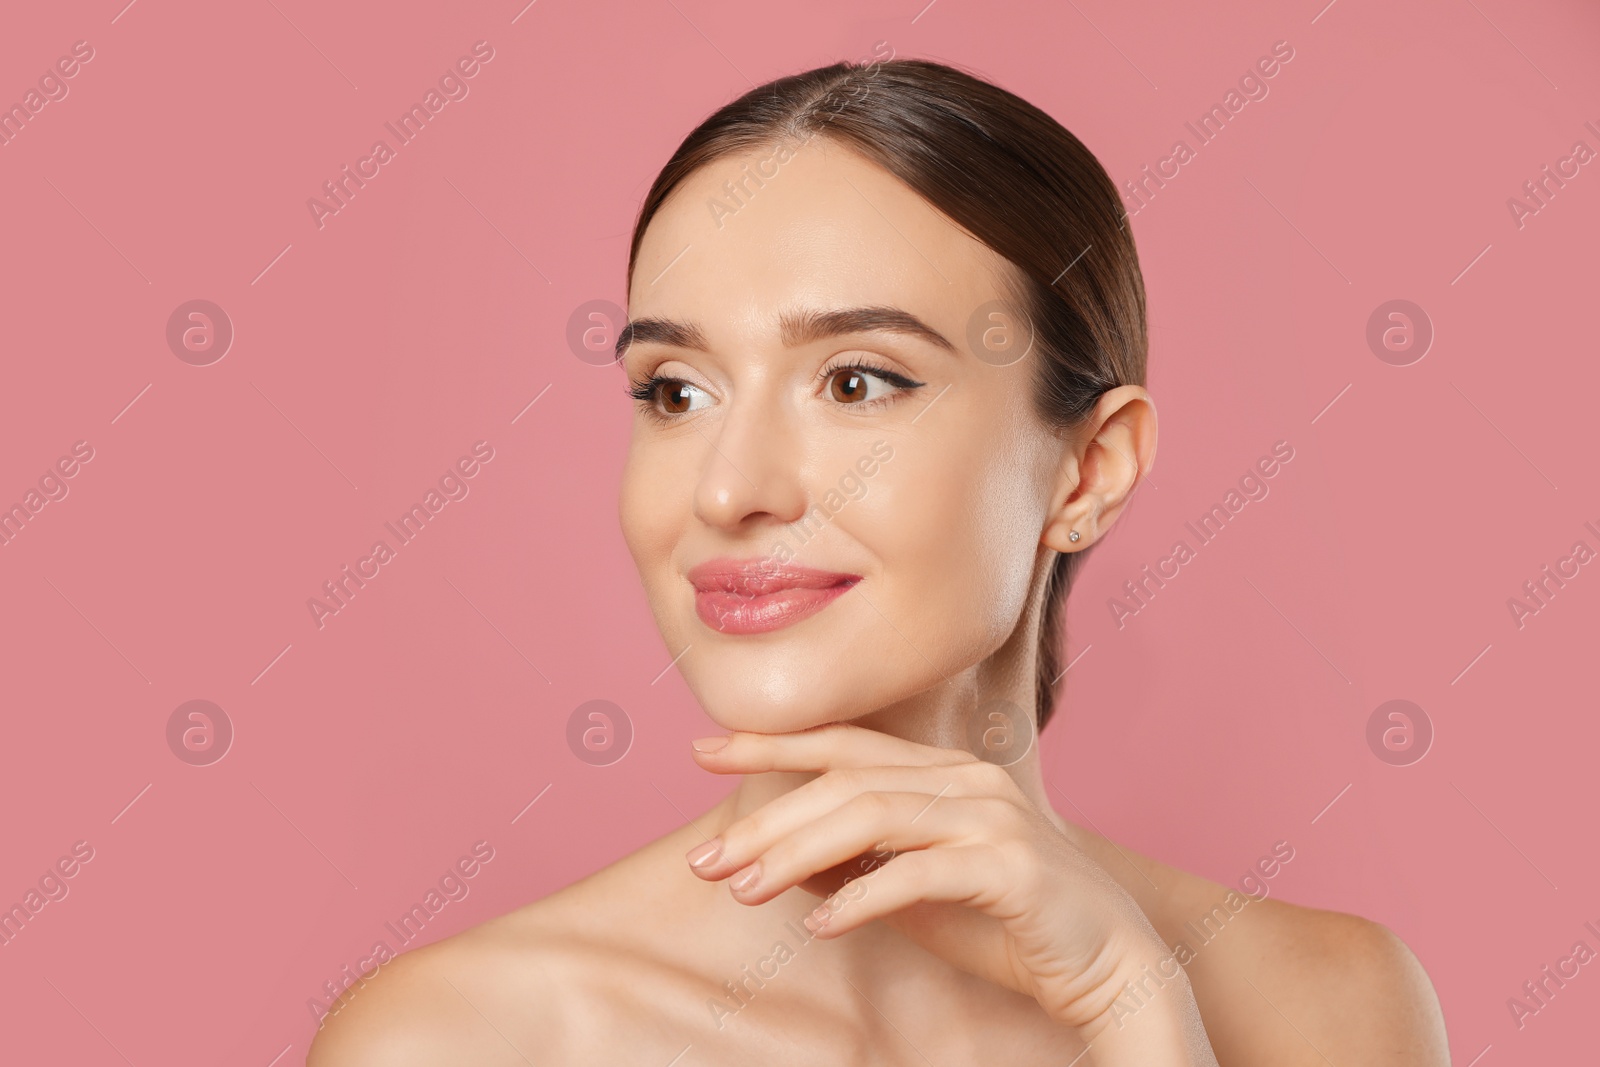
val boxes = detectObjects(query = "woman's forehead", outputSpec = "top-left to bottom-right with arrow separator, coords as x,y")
630,139 -> 1009,338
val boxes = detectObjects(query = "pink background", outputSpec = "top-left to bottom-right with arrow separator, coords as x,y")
1,0 -> 1596,1062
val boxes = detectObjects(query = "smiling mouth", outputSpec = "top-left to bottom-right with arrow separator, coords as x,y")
687,562 -> 861,635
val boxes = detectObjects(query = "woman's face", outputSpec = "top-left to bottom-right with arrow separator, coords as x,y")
619,136 -> 1069,733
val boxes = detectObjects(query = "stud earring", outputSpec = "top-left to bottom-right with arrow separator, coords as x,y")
1068,530 -> 1081,542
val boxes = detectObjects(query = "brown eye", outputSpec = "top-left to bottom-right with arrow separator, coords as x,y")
828,368 -> 870,403
660,381 -> 694,414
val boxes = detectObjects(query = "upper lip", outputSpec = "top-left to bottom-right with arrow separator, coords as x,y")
686,558 -> 861,595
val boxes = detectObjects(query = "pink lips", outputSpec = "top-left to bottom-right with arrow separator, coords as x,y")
687,559 -> 861,635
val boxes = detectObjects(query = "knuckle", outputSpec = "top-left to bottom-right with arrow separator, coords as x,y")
723,814 -> 765,858
974,840 -> 1014,877
973,795 -> 1026,836
974,794 -> 1013,820
827,766 -> 866,797
850,790 -> 897,821
995,836 -> 1036,878
1004,831 -> 1043,876
962,759 -> 1014,793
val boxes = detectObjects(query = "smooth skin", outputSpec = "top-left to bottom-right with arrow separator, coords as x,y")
309,135 -> 1451,1065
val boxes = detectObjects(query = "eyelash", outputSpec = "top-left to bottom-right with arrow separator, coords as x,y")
625,357 -> 926,424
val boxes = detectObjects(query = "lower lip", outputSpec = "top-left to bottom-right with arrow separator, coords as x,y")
694,580 -> 858,635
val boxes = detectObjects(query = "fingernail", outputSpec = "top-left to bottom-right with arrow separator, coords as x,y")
803,905 -> 831,932
729,862 -> 762,892
691,735 -> 730,753
686,838 -> 723,869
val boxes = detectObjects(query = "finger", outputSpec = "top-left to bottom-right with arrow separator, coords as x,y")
687,761 -> 1019,880
720,791 -> 1020,906
690,721 -> 980,774
803,844 -> 1008,940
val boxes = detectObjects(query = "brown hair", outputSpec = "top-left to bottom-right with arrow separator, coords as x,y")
624,57 -> 1148,732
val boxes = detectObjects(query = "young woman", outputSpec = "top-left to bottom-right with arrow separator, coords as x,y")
309,57 -> 1450,1065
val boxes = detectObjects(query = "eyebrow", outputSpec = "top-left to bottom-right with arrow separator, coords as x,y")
613,305 -> 957,362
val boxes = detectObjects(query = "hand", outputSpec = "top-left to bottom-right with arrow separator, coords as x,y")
683,721 -> 1210,1056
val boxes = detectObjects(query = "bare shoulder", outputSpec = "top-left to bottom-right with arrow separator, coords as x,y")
1228,897 -> 1449,1063
305,914 -> 577,1067
1065,826 -> 1449,1065
1164,879 -> 1451,1065
307,822 -> 712,1067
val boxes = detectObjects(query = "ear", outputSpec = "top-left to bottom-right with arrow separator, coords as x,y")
1041,385 -> 1158,553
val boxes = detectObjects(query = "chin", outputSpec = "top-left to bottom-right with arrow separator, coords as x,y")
685,663 -> 868,735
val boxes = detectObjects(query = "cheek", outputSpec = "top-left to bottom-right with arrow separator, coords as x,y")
618,443 -> 685,600
617,451 -> 650,564
847,435 -> 1042,650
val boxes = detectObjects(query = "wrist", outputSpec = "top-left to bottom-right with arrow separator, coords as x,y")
1070,941 -> 1217,1066
1083,941 -> 1190,1034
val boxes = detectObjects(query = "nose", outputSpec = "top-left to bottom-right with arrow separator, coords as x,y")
692,387 -> 809,533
